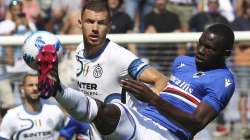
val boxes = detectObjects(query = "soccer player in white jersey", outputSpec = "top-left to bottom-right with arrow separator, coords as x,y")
39,23 -> 235,140
57,1 -> 167,140
0,72 -> 66,140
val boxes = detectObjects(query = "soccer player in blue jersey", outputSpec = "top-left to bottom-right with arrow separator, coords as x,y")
40,23 -> 235,140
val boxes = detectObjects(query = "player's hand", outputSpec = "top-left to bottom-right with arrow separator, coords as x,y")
121,79 -> 158,103
36,45 -> 61,99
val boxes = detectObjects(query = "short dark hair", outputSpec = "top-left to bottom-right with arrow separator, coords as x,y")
22,71 -> 38,85
205,23 -> 235,51
81,0 -> 111,20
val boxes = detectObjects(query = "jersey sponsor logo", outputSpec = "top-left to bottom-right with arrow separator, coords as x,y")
225,78 -> 232,87
93,64 -> 103,78
170,75 -> 193,94
80,90 -> 98,96
77,81 -> 97,90
22,131 -> 52,138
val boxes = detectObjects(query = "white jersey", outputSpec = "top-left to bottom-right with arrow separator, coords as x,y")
0,103 -> 66,140
73,39 -> 149,103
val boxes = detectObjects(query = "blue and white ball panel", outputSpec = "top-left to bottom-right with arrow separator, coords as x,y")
128,59 -> 149,80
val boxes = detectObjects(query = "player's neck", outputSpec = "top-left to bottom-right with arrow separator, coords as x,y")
24,100 -> 42,113
197,61 -> 226,71
84,40 -> 107,58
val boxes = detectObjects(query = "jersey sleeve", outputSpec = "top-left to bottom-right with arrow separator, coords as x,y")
202,75 -> 235,112
113,46 -> 149,79
128,59 -> 150,80
0,110 -> 15,139
170,56 -> 182,73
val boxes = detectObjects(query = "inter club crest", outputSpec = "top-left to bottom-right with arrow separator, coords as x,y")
93,64 -> 103,78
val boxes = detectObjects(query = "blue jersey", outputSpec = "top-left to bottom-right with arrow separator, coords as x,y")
140,56 -> 235,140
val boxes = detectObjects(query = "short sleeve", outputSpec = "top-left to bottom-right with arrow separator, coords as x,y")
0,111 -> 15,139
203,76 -> 235,112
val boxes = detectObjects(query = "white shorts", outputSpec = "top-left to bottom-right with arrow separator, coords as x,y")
103,103 -> 179,140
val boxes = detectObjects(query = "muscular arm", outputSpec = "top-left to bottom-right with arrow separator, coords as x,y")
138,67 -> 167,94
121,79 -> 218,135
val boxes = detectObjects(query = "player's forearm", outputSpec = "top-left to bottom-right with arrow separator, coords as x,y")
150,97 -> 204,134
55,86 -> 98,122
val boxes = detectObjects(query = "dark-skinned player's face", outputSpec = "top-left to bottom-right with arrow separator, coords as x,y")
195,31 -> 225,69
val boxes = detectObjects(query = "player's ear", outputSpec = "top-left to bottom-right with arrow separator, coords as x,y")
20,87 -> 25,98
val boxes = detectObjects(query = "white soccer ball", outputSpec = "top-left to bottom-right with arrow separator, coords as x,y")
22,31 -> 63,70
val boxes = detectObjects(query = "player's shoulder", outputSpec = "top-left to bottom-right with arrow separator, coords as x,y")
42,103 -> 62,111
41,103 -> 63,115
108,40 -> 130,52
4,105 -> 22,117
174,55 -> 194,62
172,55 -> 195,67
75,42 -> 84,54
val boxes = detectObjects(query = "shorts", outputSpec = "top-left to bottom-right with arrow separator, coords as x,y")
103,103 -> 179,140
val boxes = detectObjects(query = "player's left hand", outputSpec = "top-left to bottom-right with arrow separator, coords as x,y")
121,79 -> 158,103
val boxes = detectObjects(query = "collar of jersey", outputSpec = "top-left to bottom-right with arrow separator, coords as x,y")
22,102 -> 43,115
78,39 -> 110,59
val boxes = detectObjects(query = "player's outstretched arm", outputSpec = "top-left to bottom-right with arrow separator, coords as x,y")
121,79 -> 218,135
138,67 -> 167,94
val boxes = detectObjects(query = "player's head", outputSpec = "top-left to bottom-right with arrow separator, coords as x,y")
20,72 -> 39,102
79,0 -> 111,47
195,23 -> 234,70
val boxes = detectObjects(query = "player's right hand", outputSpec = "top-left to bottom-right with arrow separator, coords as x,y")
121,79 -> 158,103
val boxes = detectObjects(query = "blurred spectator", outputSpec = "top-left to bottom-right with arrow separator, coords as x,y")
48,0 -> 82,34
233,43 -> 250,139
22,0 -> 40,22
0,0 -> 7,21
232,0 -> 250,31
108,0 -> 137,54
144,0 -> 180,33
35,0 -> 53,31
0,0 -> 36,35
0,46 -> 15,125
189,0 -> 229,32
197,0 -> 235,22
0,0 -> 36,109
166,0 -> 197,32
0,72 -> 66,140
232,1 -> 250,139
124,0 -> 154,32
